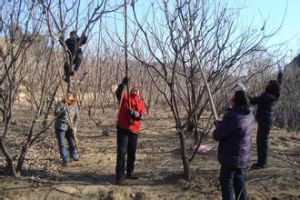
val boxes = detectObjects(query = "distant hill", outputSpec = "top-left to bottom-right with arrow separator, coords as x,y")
290,54 -> 300,67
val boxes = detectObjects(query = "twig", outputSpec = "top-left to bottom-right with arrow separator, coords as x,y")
247,176 -> 272,183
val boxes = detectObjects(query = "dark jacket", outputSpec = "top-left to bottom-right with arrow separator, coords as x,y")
65,36 -> 87,56
249,71 -> 282,128
213,107 -> 254,168
250,92 -> 278,127
54,101 -> 79,131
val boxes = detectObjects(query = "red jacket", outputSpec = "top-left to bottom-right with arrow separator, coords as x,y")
117,91 -> 145,133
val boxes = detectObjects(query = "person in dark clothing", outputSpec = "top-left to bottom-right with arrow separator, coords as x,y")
213,83 -> 254,200
60,31 -> 87,82
115,77 -> 145,185
249,69 -> 283,170
54,92 -> 80,166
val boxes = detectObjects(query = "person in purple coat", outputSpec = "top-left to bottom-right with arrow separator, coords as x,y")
213,83 -> 255,200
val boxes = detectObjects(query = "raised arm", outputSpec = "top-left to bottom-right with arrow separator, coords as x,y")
249,95 -> 263,105
277,71 -> 283,85
115,77 -> 129,102
213,111 -> 236,141
78,35 -> 87,46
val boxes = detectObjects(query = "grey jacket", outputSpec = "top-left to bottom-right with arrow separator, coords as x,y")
54,101 -> 79,131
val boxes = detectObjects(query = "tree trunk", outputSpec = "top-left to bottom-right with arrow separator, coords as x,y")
0,139 -> 18,177
178,131 -> 191,181
16,144 -> 28,173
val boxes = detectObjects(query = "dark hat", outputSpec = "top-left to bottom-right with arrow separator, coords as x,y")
265,80 -> 280,97
70,31 -> 77,35
234,82 -> 246,92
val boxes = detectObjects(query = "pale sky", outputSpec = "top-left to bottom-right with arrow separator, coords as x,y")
238,0 -> 300,58
66,0 -> 300,61
115,0 -> 300,60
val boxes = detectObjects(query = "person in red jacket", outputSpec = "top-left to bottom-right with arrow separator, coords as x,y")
115,77 -> 145,185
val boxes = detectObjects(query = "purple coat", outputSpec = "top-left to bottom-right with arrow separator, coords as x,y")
213,107 -> 254,168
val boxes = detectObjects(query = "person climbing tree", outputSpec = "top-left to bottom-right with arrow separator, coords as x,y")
54,92 -> 80,166
115,77 -> 145,185
213,83 -> 254,200
60,31 -> 87,83
249,67 -> 283,170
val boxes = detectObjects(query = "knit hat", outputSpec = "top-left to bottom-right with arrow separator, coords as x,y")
130,86 -> 140,97
234,82 -> 246,92
231,82 -> 249,108
65,92 -> 76,104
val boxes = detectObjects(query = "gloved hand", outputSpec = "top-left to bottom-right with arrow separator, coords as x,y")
127,109 -> 141,119
72,127 -> 77,133
122,76 -> 129,85
214,118 -> 222,127
278,65 -> 284,72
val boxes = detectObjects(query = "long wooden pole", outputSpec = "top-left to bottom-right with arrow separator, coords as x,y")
124,0 -> 132,120
187,32 -> 218,121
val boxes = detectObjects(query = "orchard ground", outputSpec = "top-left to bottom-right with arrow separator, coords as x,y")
0,106 -> 299,200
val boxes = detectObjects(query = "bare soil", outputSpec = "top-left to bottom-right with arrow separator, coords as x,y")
0,107 -> 299,200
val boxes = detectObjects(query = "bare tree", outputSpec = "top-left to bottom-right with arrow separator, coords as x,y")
0,0 -> 49,176
0,0 -> 124,177
131,0 -> 281,180
274,55 -> 300,132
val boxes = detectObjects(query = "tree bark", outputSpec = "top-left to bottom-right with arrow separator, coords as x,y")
178,131 -> 191,181
0,138 -> 18,177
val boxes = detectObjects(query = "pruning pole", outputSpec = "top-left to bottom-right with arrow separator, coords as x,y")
124,0 -> 132,123
188,32 -> 218,121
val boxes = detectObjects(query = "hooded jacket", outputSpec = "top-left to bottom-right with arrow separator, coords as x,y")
65,36 -> 87,56
250,92 -> 278,128
54,100 -> 79,131
250,71 -> 282,128
213,107 -> 254,168
116,84 -> 145,133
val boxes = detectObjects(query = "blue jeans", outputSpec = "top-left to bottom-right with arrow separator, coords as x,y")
256,123 -> 270,167
55,128 -> 78,163
219,165 -> 247,200
115,126 -> 138,179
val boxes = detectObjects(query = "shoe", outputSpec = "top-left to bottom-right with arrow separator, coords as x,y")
248,163 -> 265,171
70,155 -> 79,161
63,75 -> 70,83
62,161 -> 68,167
126,174 -> 138,180
115,176 -> 124,185
70,70 -> 76,77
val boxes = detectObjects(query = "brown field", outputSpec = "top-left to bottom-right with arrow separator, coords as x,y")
0,107 -> 299,200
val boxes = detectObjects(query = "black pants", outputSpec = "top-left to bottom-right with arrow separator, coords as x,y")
115,126 -> 138,179
256,123 -> 271,167
219,165 -> 247,200
63,54 -> 82,81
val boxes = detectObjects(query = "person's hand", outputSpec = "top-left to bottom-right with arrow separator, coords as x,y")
214,118 -> 222,127
127,109 -> 141,119
278,65 -> 284,72
72,127 -> 77,133
127,109 -> 134,115
70,70 -> 76,77
122,76 -> 129,85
